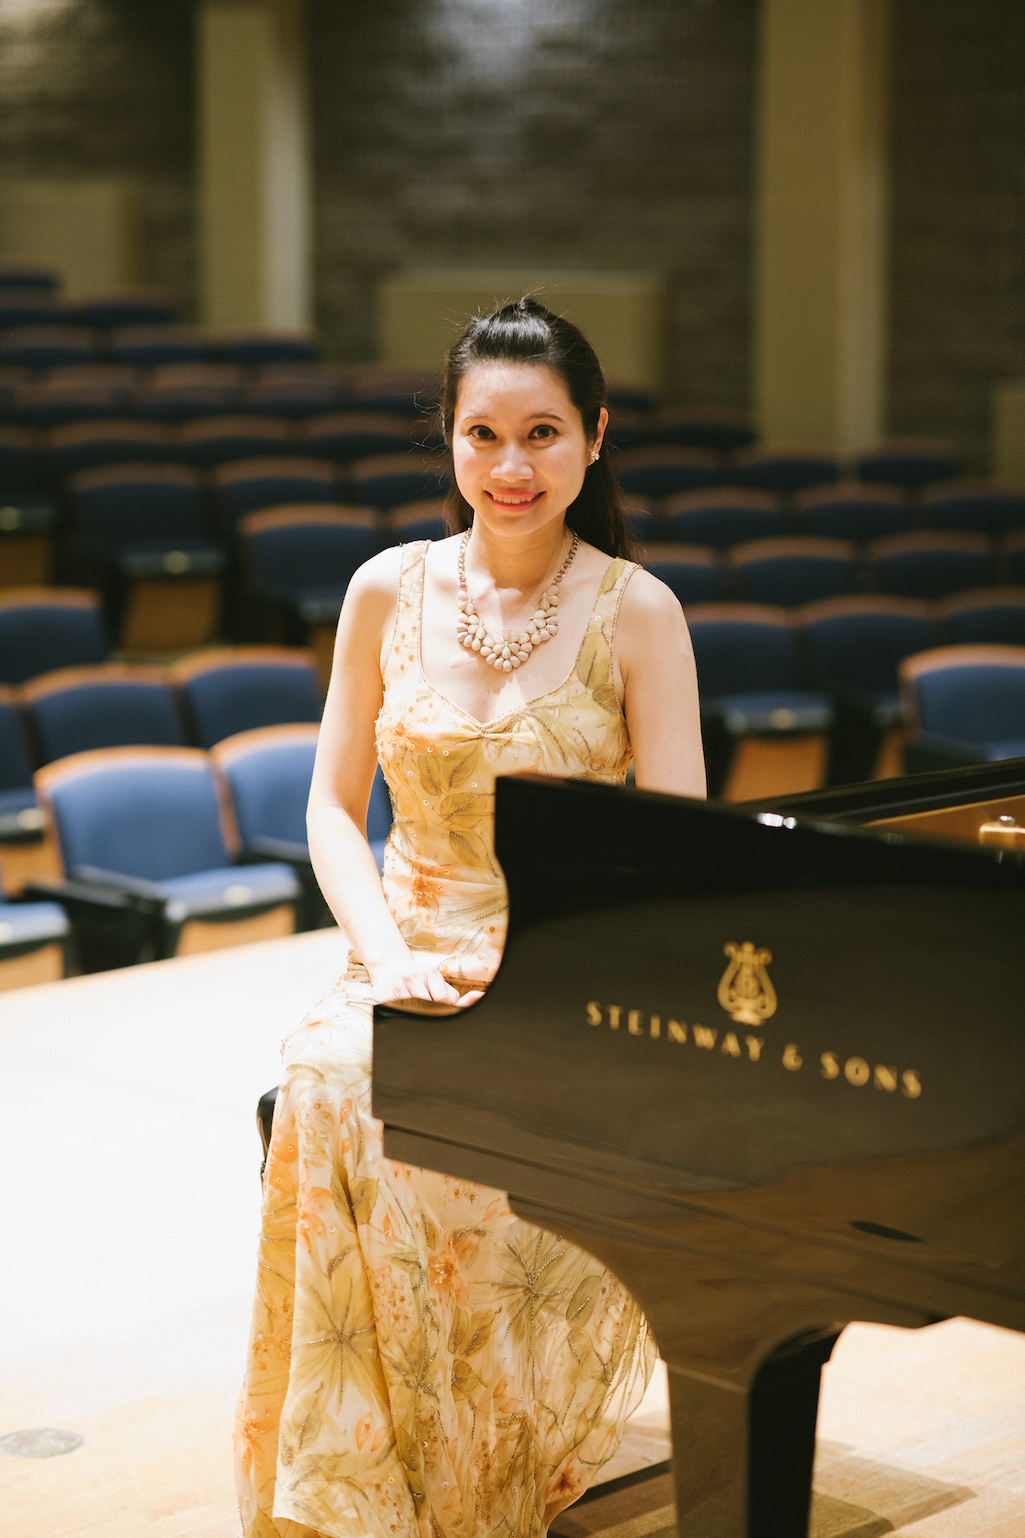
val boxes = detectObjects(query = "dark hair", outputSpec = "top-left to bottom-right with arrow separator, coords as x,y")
439,296 -> 634,559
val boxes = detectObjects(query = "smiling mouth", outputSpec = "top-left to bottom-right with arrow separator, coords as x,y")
486,489 -> 544,507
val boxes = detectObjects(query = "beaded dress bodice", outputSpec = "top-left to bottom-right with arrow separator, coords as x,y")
373,540 -> 637,988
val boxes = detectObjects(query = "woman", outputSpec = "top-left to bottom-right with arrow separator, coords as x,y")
235,298 -> 705,1538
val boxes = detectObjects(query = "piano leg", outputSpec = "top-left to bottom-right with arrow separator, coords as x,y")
666,1327 -> 840,1538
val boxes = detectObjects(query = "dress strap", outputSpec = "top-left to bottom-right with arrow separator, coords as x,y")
382,540 -> 428,689
593,556 -> 640,651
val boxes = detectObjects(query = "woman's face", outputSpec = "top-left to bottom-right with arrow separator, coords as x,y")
451,361 -> 606,537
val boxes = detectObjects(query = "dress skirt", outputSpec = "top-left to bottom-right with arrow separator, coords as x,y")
234,966 -> 654,1538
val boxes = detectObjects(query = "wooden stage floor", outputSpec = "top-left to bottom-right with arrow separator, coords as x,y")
1,931 -> 1023,1538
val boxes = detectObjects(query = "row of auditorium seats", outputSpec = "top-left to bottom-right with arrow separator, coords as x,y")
0,365 -> 443,427
645,532 -> 1025,606
2,588 -> 1019,808
0,421 -> 442,487
686,600 -> 1025,797
0,724 -> 393,985
5,631 -> 1023,988
0,408 -> 966,499
627,482 -> 1025,544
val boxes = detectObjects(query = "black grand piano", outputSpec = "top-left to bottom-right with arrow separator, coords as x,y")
372,764 -> 1025,1538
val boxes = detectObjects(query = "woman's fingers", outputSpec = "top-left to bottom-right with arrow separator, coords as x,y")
372,960 -> 481,1007
423,970 -> 462,1004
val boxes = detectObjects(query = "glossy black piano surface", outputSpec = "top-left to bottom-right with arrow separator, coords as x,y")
372,764 -> 1025,1538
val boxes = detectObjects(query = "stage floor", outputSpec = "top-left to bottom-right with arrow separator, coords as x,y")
1,932 -> 1023,1538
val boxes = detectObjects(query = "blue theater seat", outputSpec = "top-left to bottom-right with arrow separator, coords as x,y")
616,447 -> 720,500
67,463 -> 225,649
900,644 -> 1025,772
868,532 -> 997,600
0,689 -> 39,836
66,293 -> 176,329
619,497 -> 660,545
0,870 -> 69,991
217,726 -> 391,864
731,448 -> 840,497
176,414 -> 296,470
135,363 -> 244,422
212,724 -> 392,923
31,746 -> 300,969
213,457 -> 337,534
351,366 -> 439,416
47,419 -> 170,478
796,483 -> 912,543
388,500 -> 450,544
924,480 -> 1025,537
940,588 -> 1025,647
71,463 -> 206,549
171,647 -> 323,748
728,537 -> 860,606
239,505 -> 380,631
15,365 -> 137,428
642,545 -> 722,606
686,603 -> 834,799
345,453 -> 449,512
0,296 -> 61,330
0,327 -> 97,370
303,413 -> 415,464
0,426 -> 43,496
0,589 -> 107,686
0,264 -> 59,294
215,332 -> 320,367
246,368 -> 344,418
110,325 -> 207,367
800,596 -> 937,783
663,488 -> 785,550
23,666 -> 184,765
856,440 -> 960,490
643,407 -> 756,454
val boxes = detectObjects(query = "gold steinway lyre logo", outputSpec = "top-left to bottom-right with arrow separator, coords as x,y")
717,941 -> 777,1026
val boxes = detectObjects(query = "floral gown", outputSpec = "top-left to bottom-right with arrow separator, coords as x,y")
235,542 -> 655,1538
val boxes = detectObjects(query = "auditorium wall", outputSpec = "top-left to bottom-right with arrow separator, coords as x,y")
0,0 -> 196,314
888,0 -> 1025,468
309,0 -> 757,407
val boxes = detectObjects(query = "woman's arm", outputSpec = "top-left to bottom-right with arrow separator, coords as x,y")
615,569 -> 707,798
307,550 -> 473,1005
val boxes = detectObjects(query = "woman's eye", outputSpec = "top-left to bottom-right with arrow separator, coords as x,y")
468,425 -> 495,440
530,424 -> 557,439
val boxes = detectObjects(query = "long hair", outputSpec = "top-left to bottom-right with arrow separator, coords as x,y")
439,296 -> 634,560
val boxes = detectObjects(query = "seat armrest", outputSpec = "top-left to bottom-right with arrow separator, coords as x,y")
0,808 -> 45,844
241,836 -> 311,865
73,866 -> 169,903
22,877 -> 141,911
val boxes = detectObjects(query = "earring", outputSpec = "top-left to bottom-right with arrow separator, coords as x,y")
589,449 -> 599,463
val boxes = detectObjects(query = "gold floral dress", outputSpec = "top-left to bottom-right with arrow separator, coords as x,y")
235,542 -> 655,1538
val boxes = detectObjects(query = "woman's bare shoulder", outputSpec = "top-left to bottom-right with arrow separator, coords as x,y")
345,543 -> 406,605
619,563 -> 687,622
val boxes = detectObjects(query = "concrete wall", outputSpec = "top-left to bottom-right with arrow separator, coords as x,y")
0,0 -> 195,314
888,0 -> 1025,469
309,0 -> 757,404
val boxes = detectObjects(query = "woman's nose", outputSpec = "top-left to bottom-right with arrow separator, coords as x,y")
490,445 -> 533,482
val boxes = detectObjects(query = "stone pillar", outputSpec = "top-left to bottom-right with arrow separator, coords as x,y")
993,383 -> 1025,482
197,0 -> 311,331
753,0 -> 890,451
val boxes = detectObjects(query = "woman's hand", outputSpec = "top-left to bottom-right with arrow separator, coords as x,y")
369,951 -> 483,1008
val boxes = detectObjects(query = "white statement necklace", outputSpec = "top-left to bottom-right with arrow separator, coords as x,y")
457,529 -> 580,671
